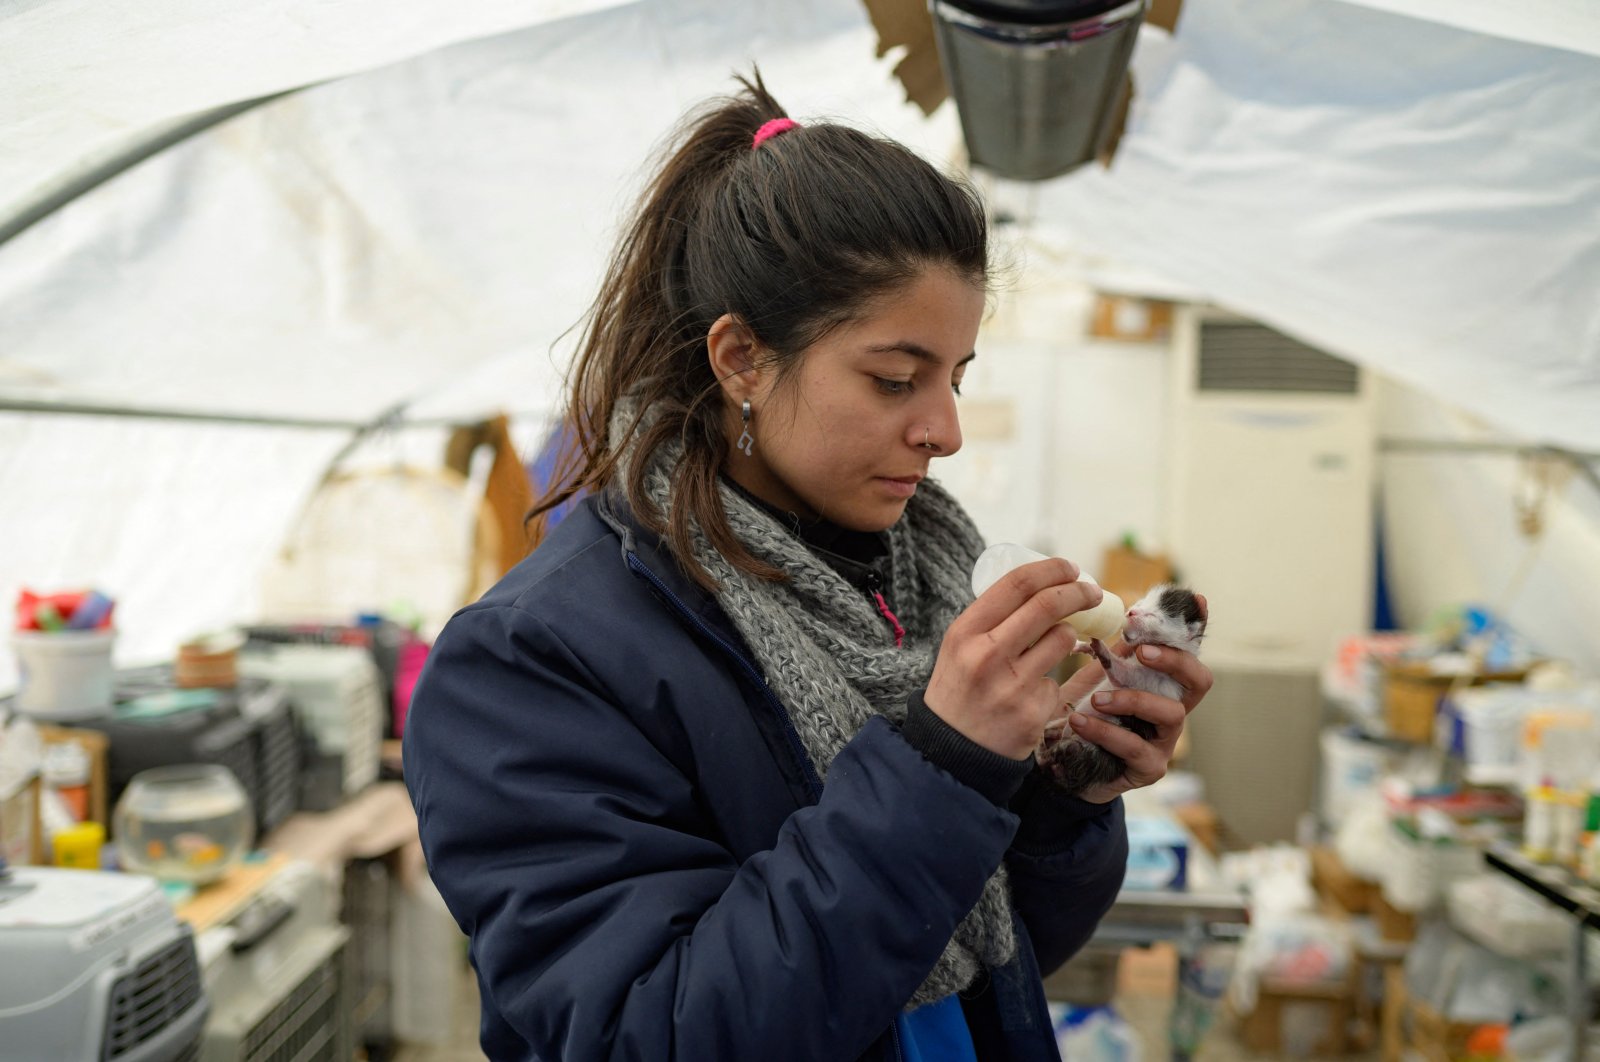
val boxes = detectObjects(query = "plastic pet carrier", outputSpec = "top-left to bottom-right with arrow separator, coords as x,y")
242,620 -> 410,736
70,665 -> 302,837
198,861 -> 351,1062
237,645 -> 383,812
342,857 -> 395,1059
0,865 -> 209,1062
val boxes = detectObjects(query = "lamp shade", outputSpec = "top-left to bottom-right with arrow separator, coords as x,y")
931,0 -> 1146,179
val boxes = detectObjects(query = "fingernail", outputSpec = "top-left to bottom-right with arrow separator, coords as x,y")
1068,713 -> 1089,728
1138,645 -> 1161,662
1092,692 -> 1111,707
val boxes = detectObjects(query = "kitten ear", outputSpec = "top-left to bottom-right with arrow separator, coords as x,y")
1192,593 -> 1208,622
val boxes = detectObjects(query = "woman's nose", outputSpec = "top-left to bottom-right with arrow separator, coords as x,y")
922,394 -> 963,457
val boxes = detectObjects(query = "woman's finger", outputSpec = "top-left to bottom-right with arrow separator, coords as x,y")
1057,661 -> 1107,706
1085,690 -> 1185,742
1124,645 -> 1214,711
990,579 -> 1102,661
1067,712 -> 1159,768
1016,618 -> 1082,681
961,557 -> 1079,633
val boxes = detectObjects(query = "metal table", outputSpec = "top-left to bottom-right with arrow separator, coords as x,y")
1484,842 -> 1600,1062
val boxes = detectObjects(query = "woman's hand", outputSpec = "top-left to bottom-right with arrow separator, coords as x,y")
924,558 -> 1103,760
1057,611 -> 1214,804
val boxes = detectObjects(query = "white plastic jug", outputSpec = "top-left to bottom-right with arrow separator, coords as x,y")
10,629 -> 115,720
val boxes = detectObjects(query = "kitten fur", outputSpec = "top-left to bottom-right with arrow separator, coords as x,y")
1037,583 -> 1206,794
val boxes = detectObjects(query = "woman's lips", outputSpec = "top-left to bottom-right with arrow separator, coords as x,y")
876,476 -> 921,498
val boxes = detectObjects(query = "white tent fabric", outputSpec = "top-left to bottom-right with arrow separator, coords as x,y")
0,414 -> 346,674
1028,0 -> 1600,452
1379,381 -> 1600,680
0,0 -> 953,422
0,0 -> 631,228
1334,0 -> 1600,60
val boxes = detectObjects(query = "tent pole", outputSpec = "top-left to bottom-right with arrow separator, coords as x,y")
0,90 -> 302,249
0,397 -> 539,432
0,396 -> 363,430
1380,437 -> 1600,497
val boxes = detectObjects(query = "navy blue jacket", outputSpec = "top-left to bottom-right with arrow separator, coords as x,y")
404,491 -> 1128,1060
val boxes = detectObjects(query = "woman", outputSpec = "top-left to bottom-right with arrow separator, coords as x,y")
404,73 -> 1212,1061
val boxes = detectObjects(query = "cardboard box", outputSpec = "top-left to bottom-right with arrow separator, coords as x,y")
1310,845 -> 1380,915
1372,891 -> 1417,942
1381,661 -> 1531,743
1100,543 -> 1173,607
0,774 -> 44,865
860,0 -> 946,114
1172,802 -> 1219,855
36,723 -> 110,828
1088,294 -> 1175,343
1406,998 -> 1478,1062
1236,977 -> 1357,1056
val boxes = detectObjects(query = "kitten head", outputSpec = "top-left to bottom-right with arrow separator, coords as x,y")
1121,583 -> 1206,653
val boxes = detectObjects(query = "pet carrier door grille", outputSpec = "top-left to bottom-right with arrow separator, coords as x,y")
103,931 -> 203,1059
236,940 -> 346,1062
256,700 -> 301,833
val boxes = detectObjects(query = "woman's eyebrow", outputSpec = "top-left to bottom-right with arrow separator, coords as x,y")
862,342 -> 978,367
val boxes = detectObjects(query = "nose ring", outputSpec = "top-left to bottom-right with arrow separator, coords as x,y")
922,427 -> 932,450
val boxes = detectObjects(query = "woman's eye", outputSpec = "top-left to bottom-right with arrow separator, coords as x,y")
874,377 -> 913,396
952,380 -> 964,396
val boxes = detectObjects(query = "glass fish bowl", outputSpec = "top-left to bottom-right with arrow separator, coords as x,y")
113,764 -> 255,884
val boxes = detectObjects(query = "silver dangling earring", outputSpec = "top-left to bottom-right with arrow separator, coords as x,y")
736,399 -> 755,457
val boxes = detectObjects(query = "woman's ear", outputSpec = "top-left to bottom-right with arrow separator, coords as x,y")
706,313 -> 762,402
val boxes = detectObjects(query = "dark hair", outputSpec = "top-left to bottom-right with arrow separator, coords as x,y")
530,70 -> 989,588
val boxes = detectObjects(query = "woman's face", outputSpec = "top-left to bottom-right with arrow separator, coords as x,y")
726,267 -> 985,532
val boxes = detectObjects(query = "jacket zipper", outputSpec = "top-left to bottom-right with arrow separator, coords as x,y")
887,1017 -> 906,1062
625,552 -> 824,799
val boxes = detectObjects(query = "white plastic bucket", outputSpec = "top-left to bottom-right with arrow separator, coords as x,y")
10,629 -> 115,720
1319,728 -> 1390,826
1456,691 -> 1526,770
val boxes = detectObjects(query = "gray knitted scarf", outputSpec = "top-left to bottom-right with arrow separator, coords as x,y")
621,412 -> 1017,1008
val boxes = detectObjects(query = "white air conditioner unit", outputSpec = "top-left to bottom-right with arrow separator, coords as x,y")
1168,307 -> 1377,670
1167,308 -> 1377,844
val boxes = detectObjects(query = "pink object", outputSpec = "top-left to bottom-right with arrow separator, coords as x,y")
872,591 -> 905,649
393,637 -> 430,737
752,117 -> 799,150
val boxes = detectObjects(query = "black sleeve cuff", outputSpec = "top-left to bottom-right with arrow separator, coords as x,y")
900,690 -> 1034,806
1008,770 -> 1120,856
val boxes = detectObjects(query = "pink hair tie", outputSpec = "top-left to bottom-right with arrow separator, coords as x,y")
752,117 -> 799,150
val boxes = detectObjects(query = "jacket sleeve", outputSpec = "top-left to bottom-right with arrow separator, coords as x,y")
404,603 -> 1022,1061
1003,773 -> 1129,976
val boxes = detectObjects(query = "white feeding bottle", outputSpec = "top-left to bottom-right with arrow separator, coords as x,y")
970,543 -> 1126,641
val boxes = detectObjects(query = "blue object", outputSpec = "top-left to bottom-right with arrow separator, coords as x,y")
65,590 -> 114,630
403,492 -> 1126,1061
1123,816 -> 1189,890
1371,504 -> 1396,631
896,994 -> 978,1062
525,423 -> 584,533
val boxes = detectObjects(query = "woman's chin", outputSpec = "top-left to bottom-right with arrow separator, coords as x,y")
841,498 -> 909,533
